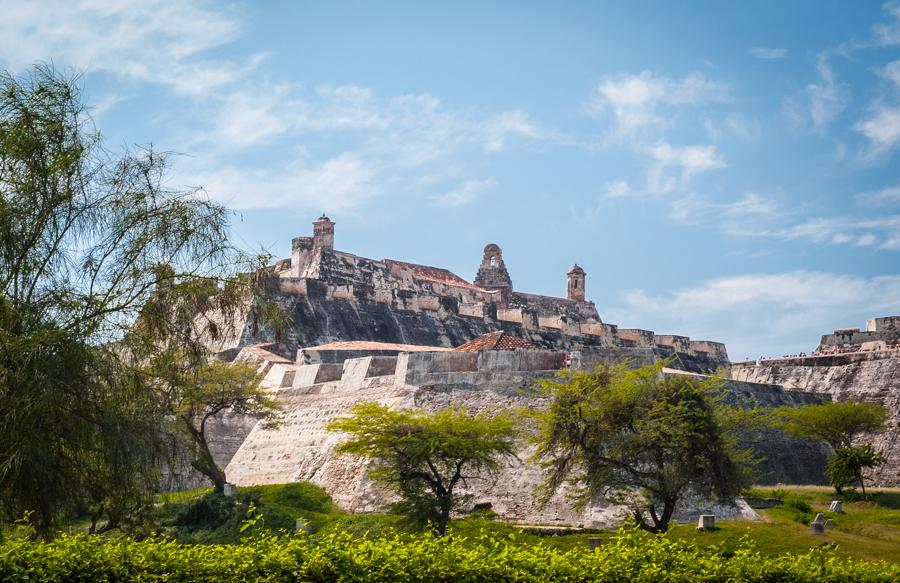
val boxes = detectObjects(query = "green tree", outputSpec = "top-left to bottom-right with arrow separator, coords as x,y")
826,445 -> 886,497
0,65 -> 275,535
328,403 -> 518,536
531,362 -> 757,533
152,355 -> 282,492
773,400 -> 889,494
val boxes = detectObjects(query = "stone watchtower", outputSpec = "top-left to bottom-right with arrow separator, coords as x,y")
313,214 -> 335,251
474,243 -> 513,294
567,264 -> 586,302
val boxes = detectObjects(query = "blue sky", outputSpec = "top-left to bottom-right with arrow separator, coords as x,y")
3,1 -> 900,359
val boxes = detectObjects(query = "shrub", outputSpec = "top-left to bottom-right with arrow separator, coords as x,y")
1,529 -> 898,582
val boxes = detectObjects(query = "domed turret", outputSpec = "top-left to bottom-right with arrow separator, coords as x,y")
567,264 -> 586,302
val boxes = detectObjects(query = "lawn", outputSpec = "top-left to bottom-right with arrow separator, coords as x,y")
153,483 -> 900,562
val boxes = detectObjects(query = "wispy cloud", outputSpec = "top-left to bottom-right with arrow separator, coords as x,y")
0,0 -> 258,96
873,1 -> 900,46
749,47 -> 788,59
858,180 -> 900,206
783,53 -> 851,132
588,70 -> 729,133
646,141 -> 725,193
604,271 -> 900,358
429,178 -> 497,207
181,152 -> 379,212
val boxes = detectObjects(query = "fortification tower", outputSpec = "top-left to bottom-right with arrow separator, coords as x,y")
567,264 -> 586,302
313,214 -> 335,251
474,243 -> 513,295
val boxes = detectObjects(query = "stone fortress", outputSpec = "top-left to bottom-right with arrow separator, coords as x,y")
202,216 -> 898,527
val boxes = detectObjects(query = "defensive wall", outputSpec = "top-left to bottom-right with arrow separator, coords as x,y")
224,343 -> 830,526
732,317 -> 900,487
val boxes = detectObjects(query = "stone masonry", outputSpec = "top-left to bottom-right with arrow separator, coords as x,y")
225,344 -> 826,527
732,317 -> 900,486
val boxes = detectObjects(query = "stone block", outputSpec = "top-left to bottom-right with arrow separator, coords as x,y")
587,537 -> 602,550
697,514 -> 716,530
824,519 -> 835,529
293,364 -> 344,387
223,483 -> 237,497
812,513 -> 825,524
828,500 -> 842,513
810,522 -> 825,534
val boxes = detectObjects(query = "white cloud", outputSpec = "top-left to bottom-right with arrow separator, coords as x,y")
484,110 -> 541,152
873,2 -> 900,46
429,179 -> 497,207
749,47 -> 788,59
858,180 -> 900,205
604,271 -> 900,359
646,141 -> 725,193
0,0 -> 254,96
855,105 -> 900,154
783,54 -> 850,132
601,180 -> 633,199
182,152 -> 378,212
589,70 -> 729,132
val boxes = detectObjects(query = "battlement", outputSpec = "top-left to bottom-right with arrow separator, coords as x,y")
815,315 -> 900,355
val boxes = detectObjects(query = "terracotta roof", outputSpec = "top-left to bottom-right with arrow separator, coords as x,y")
302,341 -> 453,352
382,259 -> 488,291
455,331 -> 541,352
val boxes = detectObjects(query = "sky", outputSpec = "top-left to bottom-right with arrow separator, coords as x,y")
2,1 -> 900,359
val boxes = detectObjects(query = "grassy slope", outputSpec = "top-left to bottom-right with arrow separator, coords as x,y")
162,483 -> 900,562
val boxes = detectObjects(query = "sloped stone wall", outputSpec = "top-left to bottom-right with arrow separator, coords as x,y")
732,350 -> 900,486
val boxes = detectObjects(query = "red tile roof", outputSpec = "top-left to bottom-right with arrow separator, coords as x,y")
382,259 -> 488,291
455,331 -> 541,352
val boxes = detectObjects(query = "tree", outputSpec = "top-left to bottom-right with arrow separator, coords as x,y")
826,445 -> 886,497
531,362 -> 757,533
0,65 -> 275,535
151,355 -> 281,492
327,403 -> 518,536
773,400 -> 889,494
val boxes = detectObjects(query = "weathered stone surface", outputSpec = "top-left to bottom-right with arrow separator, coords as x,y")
212,217 -> 730,374
225,347 -> 826,526
732,347 -> 900,486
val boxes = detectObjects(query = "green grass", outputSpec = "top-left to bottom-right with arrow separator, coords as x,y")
156,483 -> 900,562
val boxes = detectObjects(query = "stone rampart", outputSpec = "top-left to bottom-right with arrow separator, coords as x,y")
225,346 -> 831,525
732,349 -> 900,486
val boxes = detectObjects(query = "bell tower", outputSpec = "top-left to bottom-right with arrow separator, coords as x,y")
474,243 -> 513,293
567,264 -> 585,302
312,214 -> 335,251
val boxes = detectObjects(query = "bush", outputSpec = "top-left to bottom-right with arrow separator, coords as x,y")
1,529 -> 898,582
770,495 -> 816,524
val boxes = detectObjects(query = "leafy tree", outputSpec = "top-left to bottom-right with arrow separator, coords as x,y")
328,403 -> 518,536
0,65 -> 277,535
151,355 -> 282,492
826,445 -> 886,497
531,362 -> 757,533
773,400 -> 889,494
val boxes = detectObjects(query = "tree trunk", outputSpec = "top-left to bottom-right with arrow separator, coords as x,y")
184,417 -> 227,492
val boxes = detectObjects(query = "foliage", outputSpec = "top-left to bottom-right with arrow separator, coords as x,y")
530,361 -> 759,533
165,482 -> 341,544
0,64 -> 290,534
1,527 -> 899,582
768,495 -> 816,524
773,400 -> 889,494
150,355 -> 281,492
0,65 -> 244,536
826,445 -> 887,497
327,402 -> 518,536
773,400 -> 889,450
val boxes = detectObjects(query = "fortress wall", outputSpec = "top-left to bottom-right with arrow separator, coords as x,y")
732,352 -> 900,486
225,348 -> 830,524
